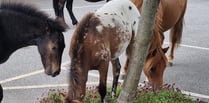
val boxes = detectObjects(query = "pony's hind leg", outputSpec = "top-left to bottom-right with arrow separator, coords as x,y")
168,17 -> 183,66
53,0 -> 59,16
111,58 -> 121,97
54,0 -> 69,28
98,62 -> 109,103
66,0 -> 78,25
121,36 -> 133,79
121,58 -> 129,79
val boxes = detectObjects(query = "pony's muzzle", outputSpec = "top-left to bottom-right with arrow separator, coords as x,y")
44,67 -> 61,77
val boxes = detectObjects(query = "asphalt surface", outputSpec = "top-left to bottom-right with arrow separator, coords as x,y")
0,0 -> 209,103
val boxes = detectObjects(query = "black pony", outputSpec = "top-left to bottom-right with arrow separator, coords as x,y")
0,2 -> 66,102
53,0 -> 109,26
0,2 -> 66,77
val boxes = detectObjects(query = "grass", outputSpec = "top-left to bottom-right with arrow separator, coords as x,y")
36,89 -> 66,103
36,83 -> 199,103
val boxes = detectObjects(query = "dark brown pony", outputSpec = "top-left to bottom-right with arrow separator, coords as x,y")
67,0 -> 140,102
0,3 -> 66,77
0,2 -> 66,102
52,0 -> 109,27
122,0 -> 187,89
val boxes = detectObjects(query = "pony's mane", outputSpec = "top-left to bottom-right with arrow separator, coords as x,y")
131,0 -> 143,12
0,2 -> 66,32
149,31 -> 167,64
0,3 -> 48,20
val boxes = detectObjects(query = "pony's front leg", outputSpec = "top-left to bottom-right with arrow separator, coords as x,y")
98,62 -> 109,103
55,0 -> 69,28
111,58 -> 121,97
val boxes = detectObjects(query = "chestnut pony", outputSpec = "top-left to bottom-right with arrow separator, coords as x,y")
67,0 -> 140,102
52,0 -> 109,26
122,0 -> 187,89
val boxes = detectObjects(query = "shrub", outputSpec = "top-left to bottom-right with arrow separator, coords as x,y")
36,83 -> 198,103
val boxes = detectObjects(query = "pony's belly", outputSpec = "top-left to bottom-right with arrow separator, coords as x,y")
110,29 -> 132,60
111,40 -> 130,60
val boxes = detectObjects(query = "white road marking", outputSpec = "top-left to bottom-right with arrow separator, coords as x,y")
182,90 -> 209,100
164,42 -> 209,51
0,70 -> 44,84
3,81 -> 111,90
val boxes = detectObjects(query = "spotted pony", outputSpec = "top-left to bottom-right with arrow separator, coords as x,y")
67,0 -> 140,102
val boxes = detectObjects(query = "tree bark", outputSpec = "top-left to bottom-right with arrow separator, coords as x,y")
117,0 -> 160,102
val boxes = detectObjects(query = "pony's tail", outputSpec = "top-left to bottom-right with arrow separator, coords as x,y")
73,12 -> 94,41
67,68 -> 81,101
169,18 -> 183,47
169,0 -> 187,47
70,12 -> 94,58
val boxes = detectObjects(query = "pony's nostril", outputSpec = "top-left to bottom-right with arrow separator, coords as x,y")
52,70 -> 60,77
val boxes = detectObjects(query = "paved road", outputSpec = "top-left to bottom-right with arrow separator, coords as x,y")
0,0 -> 209,103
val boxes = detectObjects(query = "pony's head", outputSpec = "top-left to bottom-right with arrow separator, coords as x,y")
0,3 -> 66,77
143,47 -> 169,89
37,20 -> 66,77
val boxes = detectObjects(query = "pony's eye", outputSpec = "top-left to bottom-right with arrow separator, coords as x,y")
52,46 -> 57,50
150,67 -> 155,73
152,49 -> 157,56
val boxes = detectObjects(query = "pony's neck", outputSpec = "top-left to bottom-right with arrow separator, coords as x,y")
0,27 -> 44,64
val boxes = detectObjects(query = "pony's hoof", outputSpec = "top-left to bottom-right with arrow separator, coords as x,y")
168,62 -> 173,66
72,21 -> 78,25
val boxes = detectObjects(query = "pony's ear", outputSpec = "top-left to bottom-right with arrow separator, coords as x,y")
162,47 -> 169,53
45,19 -> 67,32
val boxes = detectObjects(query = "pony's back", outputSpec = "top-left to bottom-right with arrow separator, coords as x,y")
96,0 -> 140,32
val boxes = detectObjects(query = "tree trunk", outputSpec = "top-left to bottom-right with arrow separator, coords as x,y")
117,0 -> 160,102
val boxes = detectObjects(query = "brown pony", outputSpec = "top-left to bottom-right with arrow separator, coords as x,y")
122,0 -> 187,89
67,0 -> 140,102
